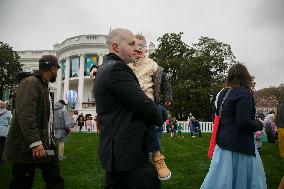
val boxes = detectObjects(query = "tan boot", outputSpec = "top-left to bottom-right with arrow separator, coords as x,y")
153,154 -> 171,181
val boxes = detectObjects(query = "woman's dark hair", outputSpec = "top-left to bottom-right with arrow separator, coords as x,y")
226,63 -> 253,90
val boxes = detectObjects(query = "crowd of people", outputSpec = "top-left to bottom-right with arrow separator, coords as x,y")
72,112 -> 100,133
0,27 -> 283,189
164,115 -> 202,138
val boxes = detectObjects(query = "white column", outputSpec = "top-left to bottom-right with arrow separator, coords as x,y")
98,54 -> 104,65
77,54 -> 85,110
56,60 -> 63,101
63,57 -> 70,102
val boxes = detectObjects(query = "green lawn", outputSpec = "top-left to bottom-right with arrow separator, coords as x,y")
0,133 -> 283,189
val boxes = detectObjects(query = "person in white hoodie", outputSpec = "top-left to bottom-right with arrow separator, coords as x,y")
53,100 -> 75,160
0,100 -> 11,162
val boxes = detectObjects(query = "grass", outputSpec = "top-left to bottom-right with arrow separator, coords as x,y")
0,133 -> 283,189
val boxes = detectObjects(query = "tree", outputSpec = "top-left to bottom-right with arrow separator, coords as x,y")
0,42 -> 22,100
255,95 -> 279,115
150,33 -> 238,120
254,84 -> 284,115
150,33 -> 193,120
190,37 -> 238,120
254,84 -> 284,102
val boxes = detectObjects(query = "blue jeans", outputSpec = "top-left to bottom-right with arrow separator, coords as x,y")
146,104 -> 166,153
146,126 -> 163,153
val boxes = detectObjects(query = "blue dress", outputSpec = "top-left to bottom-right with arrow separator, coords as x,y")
201,145 -> 267,189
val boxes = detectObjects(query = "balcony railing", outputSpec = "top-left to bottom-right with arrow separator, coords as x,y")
82,101 -> 95,109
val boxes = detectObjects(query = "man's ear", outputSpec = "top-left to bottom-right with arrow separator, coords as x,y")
51,66 -> 56,72
112,42 -> 119,52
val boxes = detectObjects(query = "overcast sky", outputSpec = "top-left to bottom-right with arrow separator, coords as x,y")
0,0 -> 283,90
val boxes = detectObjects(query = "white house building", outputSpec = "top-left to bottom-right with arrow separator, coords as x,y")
18,34 -> 109,115
18,34 -> 156,115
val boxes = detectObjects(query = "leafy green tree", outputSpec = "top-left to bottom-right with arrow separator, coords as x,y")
150,33 -> 193,120
150,33 -> 238,120
0,42 -> 22,100
189,37 -> 238,120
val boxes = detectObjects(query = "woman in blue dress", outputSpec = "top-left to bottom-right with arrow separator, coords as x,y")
201,63 -> 267,189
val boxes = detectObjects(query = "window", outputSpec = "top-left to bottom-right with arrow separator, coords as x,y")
85,55 -> 98,76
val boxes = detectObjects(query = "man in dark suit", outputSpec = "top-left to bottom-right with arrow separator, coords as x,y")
95,28 -> 162,188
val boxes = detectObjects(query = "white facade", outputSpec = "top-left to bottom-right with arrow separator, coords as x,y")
18,34 -> 109,115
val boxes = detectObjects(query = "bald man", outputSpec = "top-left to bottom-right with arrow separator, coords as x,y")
94,28 -> 162,188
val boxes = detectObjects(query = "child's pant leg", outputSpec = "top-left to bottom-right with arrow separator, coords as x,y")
146,126 -> 161,153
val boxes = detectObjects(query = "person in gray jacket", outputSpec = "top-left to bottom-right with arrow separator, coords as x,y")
0,100 -> 11,162
53,100 -> 75,160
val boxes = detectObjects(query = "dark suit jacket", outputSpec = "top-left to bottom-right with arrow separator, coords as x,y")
94,53 -> 162,172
